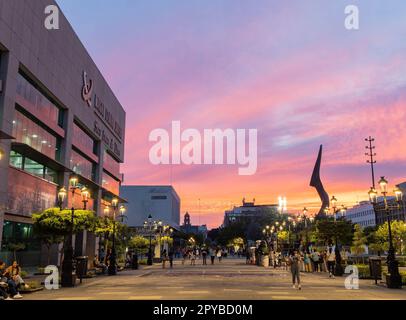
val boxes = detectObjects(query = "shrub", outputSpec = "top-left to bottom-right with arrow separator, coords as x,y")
353,264 -> 370,279
20,270 -> 28,278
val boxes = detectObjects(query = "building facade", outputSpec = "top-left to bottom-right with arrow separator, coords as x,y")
119,186 -> 180,228
223,198 -> 279,227
343,181 -> 406,228
180,212 -> 208,239
0,0 -> 126,265
342,201 -> 376,228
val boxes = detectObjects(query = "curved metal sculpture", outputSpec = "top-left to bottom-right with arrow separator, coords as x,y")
310,145 -> 329,217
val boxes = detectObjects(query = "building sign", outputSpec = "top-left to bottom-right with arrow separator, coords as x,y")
94,120 -> 121,158
81,71 -> 93,107
81,70 -> 123,159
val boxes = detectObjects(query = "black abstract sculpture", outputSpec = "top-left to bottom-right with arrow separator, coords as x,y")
310,145 -> 329,217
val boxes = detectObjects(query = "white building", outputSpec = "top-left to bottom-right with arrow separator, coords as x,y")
119,186 -> 180,228
344,201 -> 376,228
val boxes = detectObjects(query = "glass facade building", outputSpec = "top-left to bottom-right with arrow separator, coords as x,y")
0,0 -> 126,266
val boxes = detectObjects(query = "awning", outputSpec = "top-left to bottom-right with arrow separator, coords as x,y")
102,188 -> 128,204
0,129 -> 15,140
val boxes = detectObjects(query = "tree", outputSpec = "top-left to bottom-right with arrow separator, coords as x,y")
215,222 -> 246,246
351,224 -> 367,263
129,235 -> 155,255
315,219 -> 353,246
7,243 -> 26,262
33,207 -> 96,265
227,237 -> 245,251
374,221 -> 406,254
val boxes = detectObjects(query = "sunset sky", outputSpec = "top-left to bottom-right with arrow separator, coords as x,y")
58,0 -> 406,228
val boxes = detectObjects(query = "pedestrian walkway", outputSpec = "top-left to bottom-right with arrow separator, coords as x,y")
23,258 -> 405,300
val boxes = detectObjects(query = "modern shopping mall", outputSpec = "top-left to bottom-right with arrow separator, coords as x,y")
0,0 -> 126,266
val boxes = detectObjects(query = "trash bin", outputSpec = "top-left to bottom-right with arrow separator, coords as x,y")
132,253 -> 139,270
75,256 -> 88,284
369,257 -> 382,284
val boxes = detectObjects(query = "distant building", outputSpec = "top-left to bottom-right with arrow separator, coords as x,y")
180,212 -> 208,239
343,181 -> 406,228
119,186 -> 180,228
342,201 -> 376,228
223,198 -> 279,227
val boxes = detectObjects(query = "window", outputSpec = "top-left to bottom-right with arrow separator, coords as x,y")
16,72 -> 63,127
9,151 -> 23,169
24,158 -> 44,178
12,110 -> 60,160
103,149 -> 120,178
1,221 -> 40,251
73,123 -> 97,155
44,167 -> 58,183
9,150 -> 58,183
102,171 -> 120,195
70,149 -> 96,181
151,195 -> 167,200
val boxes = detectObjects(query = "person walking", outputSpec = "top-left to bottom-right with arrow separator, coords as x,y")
245,249 -> 251,264
190,250 -> 196,266
216,248 -> 222,263
288,250 -> 302,290
326,246 -> 336,278
162,249 -> 168,269
182,249 -> 188,265
202,248 -> 208,265
209,247 -> 216,265
304,252 -> 312,273
168,248 -> 174,269
311,249 -> 320,272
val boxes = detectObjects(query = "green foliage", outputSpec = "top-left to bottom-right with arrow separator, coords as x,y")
351,224 -> 367,256
315,219 -> 353,245
374,221 -> 406,254
129,235 -> 150,249
228,237 -> 244,247
7,242 -> 26,252
92,216 -> 114,236
215,222 -> 247,246
7,242 -> 26,262
277,231 -> 289,242
32,207 -> 95,237
353,264 -> 371,279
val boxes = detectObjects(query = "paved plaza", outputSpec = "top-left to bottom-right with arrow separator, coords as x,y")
24,258 -> 405,300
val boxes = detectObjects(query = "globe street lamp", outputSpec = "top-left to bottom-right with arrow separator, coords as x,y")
329,195 -> 344,276
144,214 -> 159,265
58,187 -> 67,210
108,198 -> 119,275
368,176 -> 403,288
81,187 -> 89,210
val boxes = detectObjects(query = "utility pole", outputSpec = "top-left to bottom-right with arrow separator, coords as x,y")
365,136 -> 377,189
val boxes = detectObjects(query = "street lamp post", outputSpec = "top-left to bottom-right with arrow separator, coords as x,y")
144,215 -> 159,265
368,177 -> 402,289
330,196 -> 344,276
61,176 -> 78,287
81,187 -> 89,210
108,198 -> 119,275
58,187 -> 67,211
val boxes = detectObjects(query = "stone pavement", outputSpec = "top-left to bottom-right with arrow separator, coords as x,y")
23,258 -> 405,300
